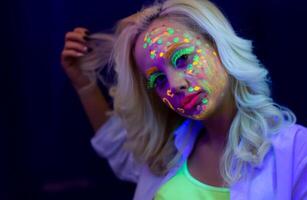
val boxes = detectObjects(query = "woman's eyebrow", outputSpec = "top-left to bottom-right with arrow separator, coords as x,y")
146,66 -> 159,78
164,42 -> 185,60
145,43 -> 188,78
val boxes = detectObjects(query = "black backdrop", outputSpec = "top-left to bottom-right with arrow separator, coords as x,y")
4,0 -> 307,199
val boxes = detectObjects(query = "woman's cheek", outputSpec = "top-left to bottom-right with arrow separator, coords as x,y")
162,97 -> 176,111
157,88 -> 176,111
187,64 -> 213,94
162,94 -> 186,115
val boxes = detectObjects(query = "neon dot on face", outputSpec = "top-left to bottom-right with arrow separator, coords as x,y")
184,38 -> 190,43
183,33 -> 191,39
157,39 -> 163,44
167,89 -> 174,97
173,37 -> 179,43
202,98 -> 208,104
194,86 -> 201,91
187,70 -> 193,75
150,50 -> 156,59
188,87 -> 194,93
193,55 -> 200,62
187,64 -> 193,70
167,28 -> 174,35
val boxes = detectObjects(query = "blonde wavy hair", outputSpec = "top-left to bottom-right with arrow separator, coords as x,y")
80,0 -> 296,185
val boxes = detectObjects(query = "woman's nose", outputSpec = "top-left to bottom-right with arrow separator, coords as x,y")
166,69 -> 189,93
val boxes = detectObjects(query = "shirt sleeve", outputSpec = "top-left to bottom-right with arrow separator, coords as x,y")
292,125 -> 307,200
91,114 -> 141,183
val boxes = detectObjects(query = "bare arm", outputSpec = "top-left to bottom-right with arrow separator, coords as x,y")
61,27 -> 111,132
77,84 -> 111,132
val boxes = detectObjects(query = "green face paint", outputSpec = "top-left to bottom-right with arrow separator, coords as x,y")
193,55 -> 200,62
173,37 -> 179,43
171,46 -> 195,67
147,72 -> 164,89
157,39 -> 163,44
202,98 -> 208,104
183,33 -> 192,40
167,27 -> 174,35
188,86 -> 194,93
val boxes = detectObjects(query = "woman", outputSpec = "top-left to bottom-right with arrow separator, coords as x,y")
61,0 -> 307,199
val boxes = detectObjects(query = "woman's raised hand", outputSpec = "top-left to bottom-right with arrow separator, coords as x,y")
61,27 -> 111,131
61,27 -> 93,90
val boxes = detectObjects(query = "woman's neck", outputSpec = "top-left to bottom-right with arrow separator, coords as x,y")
201,94 -> 237,148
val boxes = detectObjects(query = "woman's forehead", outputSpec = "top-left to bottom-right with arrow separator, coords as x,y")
143,19 -> 196,42
134,20 -> 200,74
135,19 -> 190,56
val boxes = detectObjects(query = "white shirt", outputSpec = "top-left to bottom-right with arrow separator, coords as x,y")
91,114 -> 307,200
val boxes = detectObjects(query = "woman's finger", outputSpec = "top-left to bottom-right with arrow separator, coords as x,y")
64,41 -> 89,53
74,27 -> 90,35
65,31 -> 89,43
62,49 -> 85,58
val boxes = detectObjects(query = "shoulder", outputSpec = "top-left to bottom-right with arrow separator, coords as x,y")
271,124 -> 307,199
270,124 -> 307,149
270,123 -> 307,168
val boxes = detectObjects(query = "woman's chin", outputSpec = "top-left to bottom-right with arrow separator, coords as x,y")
178,107 -> 209,120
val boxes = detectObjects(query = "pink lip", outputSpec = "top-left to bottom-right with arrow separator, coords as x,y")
182,92 -> 202,110
181,92 -> 200,105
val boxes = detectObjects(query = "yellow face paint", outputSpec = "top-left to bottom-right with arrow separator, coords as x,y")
194,86 -> 201,91
163,98 -> 175,111
167,89 -> 174,97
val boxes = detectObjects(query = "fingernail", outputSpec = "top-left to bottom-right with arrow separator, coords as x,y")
84,36 -> 90,41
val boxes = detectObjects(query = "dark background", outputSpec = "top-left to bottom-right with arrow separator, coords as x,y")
4,0 -> 307,199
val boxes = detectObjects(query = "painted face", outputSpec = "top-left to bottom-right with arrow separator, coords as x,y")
134,19 -> 231,120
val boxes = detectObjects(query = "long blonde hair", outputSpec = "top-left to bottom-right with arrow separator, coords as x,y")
80,0 -> 296,185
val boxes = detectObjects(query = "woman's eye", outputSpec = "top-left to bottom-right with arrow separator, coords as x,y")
175,54 -> 189,69
154,74 -> 167,89
147,72 -> 167,89
171,46 -> 195,69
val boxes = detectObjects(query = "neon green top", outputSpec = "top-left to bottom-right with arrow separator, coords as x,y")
154,160 -> 230,200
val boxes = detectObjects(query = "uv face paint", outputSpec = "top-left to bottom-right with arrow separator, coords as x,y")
143,24 -> 228,119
